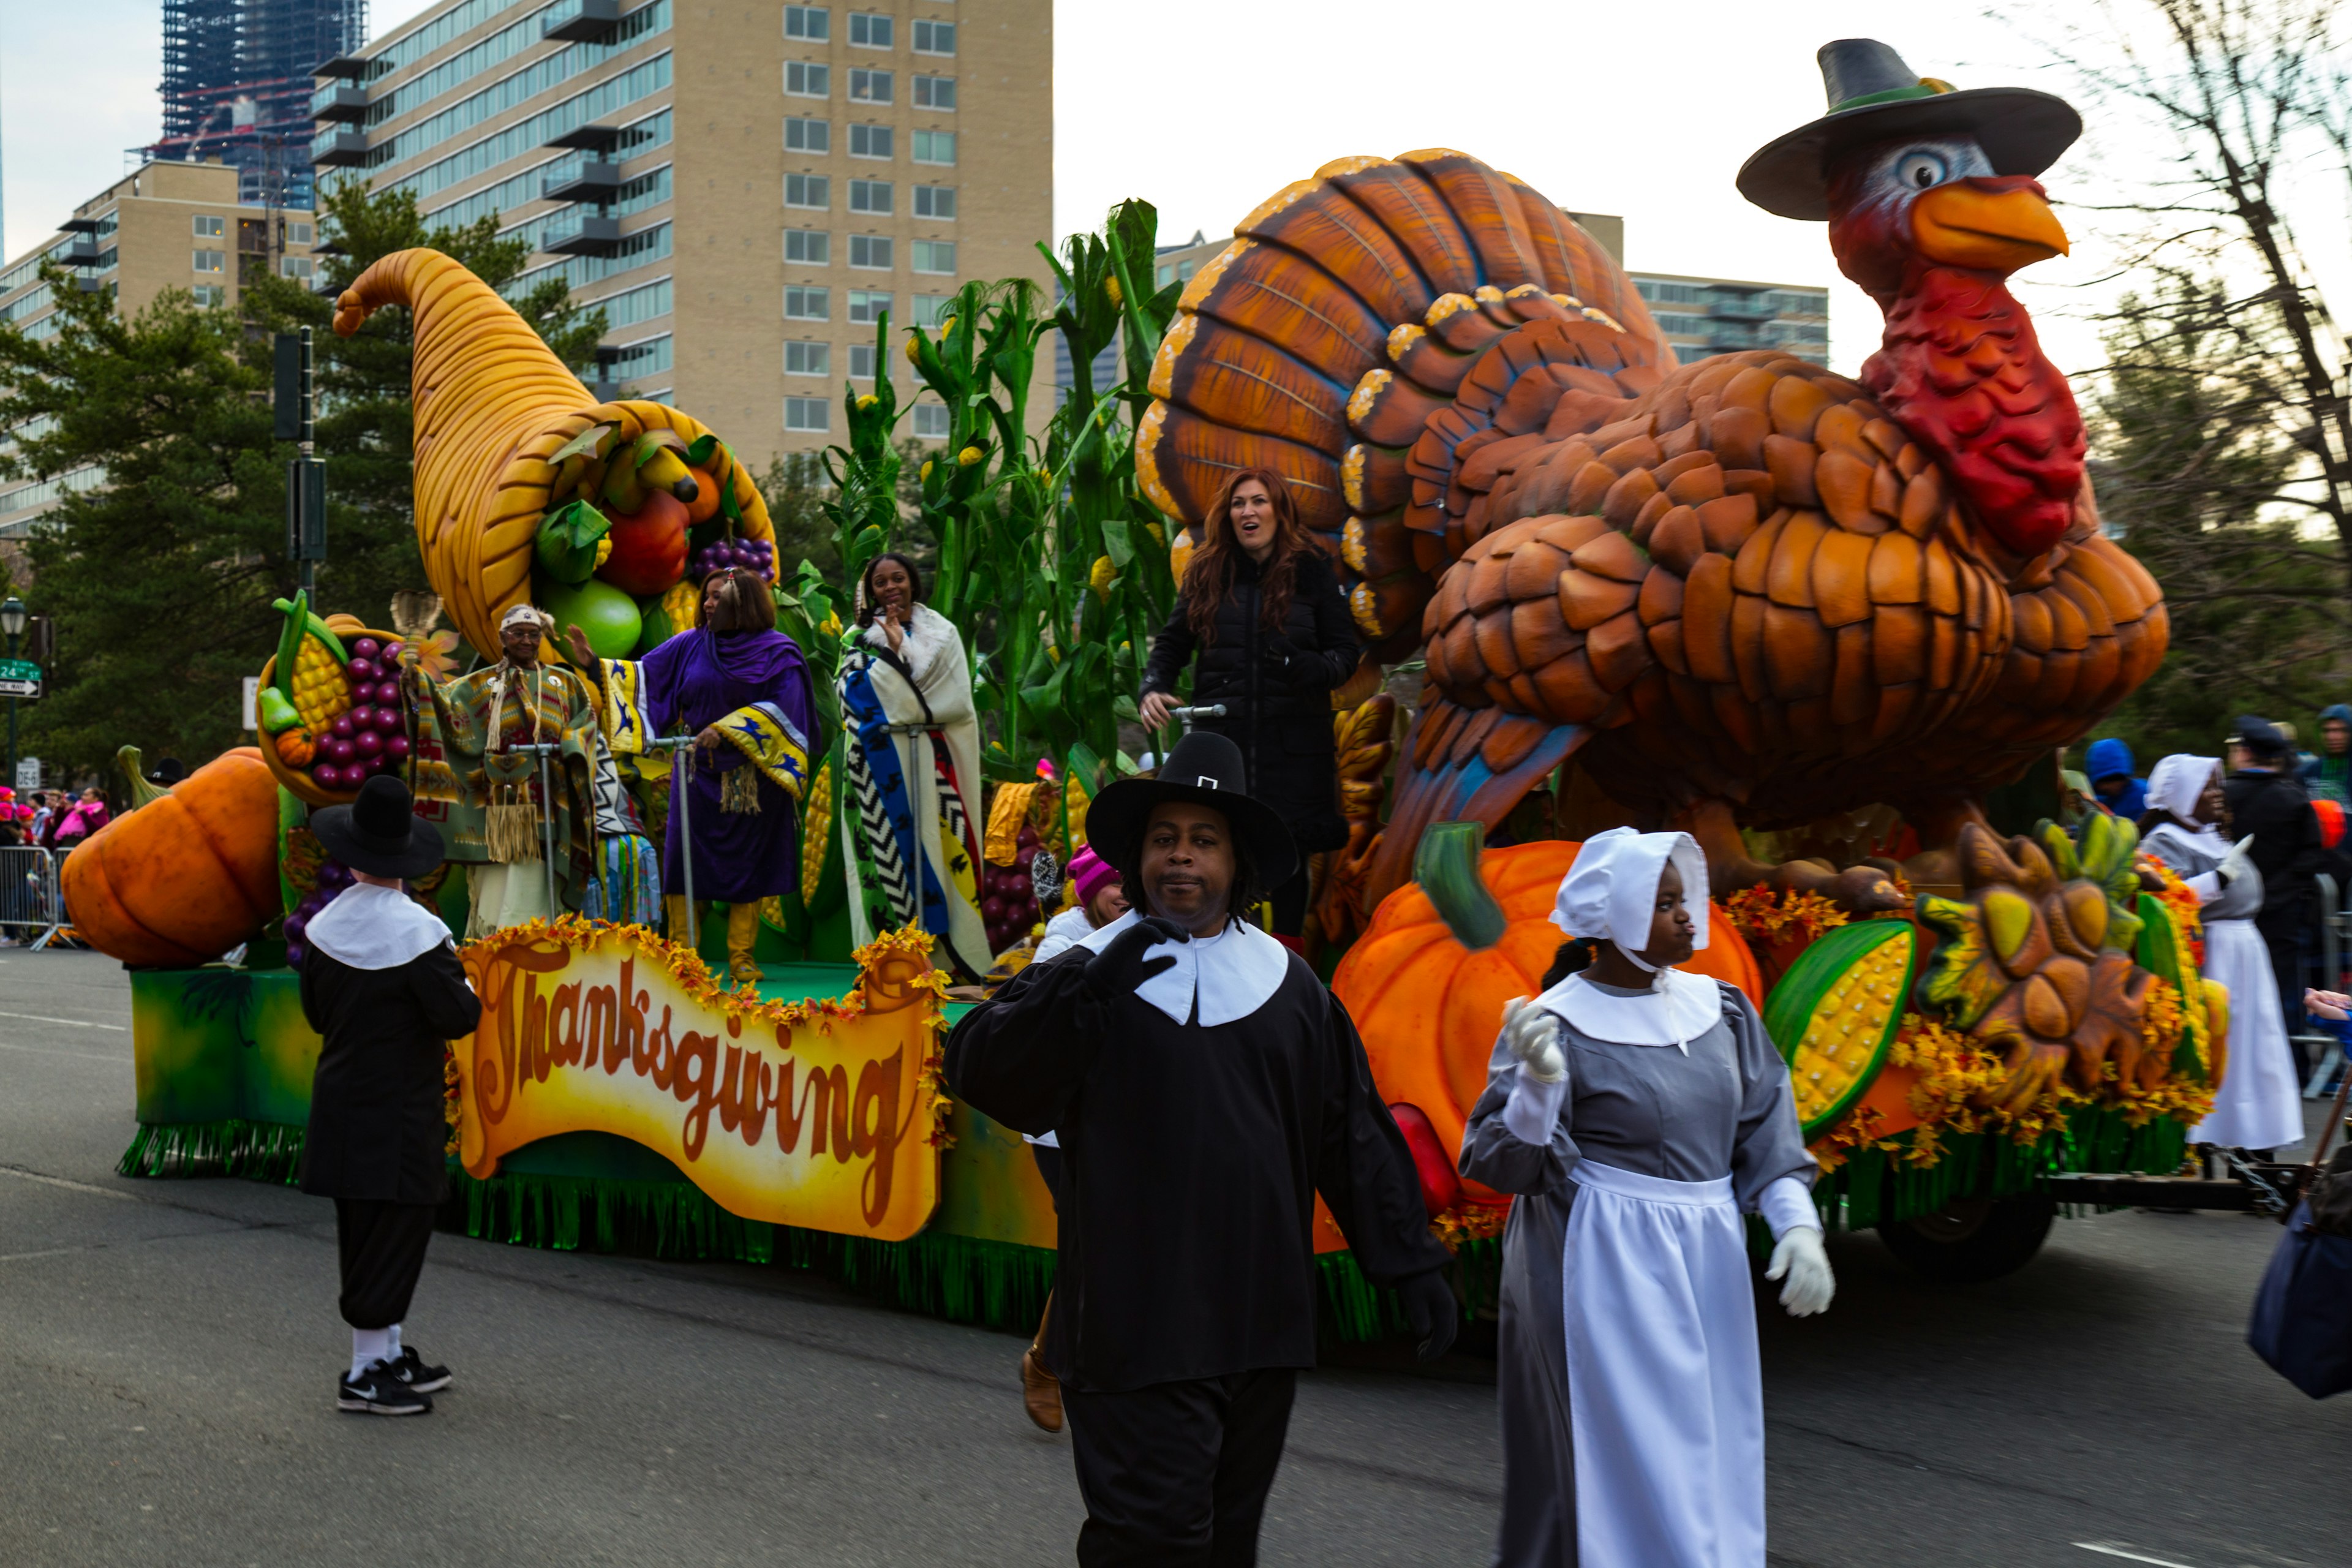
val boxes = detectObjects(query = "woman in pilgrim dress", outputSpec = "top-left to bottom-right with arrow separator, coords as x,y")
1459,827 -> 1834,1568
2137,754 -> 2300,1154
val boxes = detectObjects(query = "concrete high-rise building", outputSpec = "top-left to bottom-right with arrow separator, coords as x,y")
0,161 -> 318,538
154,0 -> 369,209
317,0 -> 1052,463
1631,272 -> 1829,369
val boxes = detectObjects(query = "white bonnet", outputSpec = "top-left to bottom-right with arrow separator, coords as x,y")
2145,754 -> 2218,826
1549,826 -> 1710,953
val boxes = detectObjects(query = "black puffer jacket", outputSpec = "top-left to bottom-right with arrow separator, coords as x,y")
2223,767 -> 2323,938
1140,551 -> 1360,853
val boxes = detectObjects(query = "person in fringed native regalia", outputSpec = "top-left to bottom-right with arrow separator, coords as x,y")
837,552 -> 990,976
1460,827 -> 1834,1568
946,730 -> 1457,1564
2138,754 -> 2299,1154
401,605 -> 601,937
566,566 -> 814,982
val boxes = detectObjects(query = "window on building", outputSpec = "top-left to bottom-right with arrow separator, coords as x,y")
785,173 -> 831,209
848,178 -> 892,214
784,5 -> 828,40
192,250 -> 225,273
785,396 -> 831,432
785,341 -> 831,376
1156,258 -> 1200,288
913,18 -> 954,54
850,234 -> 893,270
913,75 -> 955,110
848,12 -> 891,47
785,228 -> 830,265
913,185 -> 956,220
849,123 -> 893,159
848,68 -> 892,104
910,402 -> 950,439
910,293 -> 952,327
848,289 -> 891,325
911,239 -> 954,275
287,222 -> 314,245
281,255 -> 315,279
785,285 -> 830,320
191,285 -> 227,308
849,342 -> 876,380
786,61 -> 831,98
911,130 -> 954,165
193,215 -> 225,238
785,116 -> 829,153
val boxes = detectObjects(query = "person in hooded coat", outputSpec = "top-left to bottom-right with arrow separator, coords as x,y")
2301,704 -> 2352,805
2084,737 -> 2148,821
2138,755 -> 2301,1153
298,775 -> 483,1417
1459,827 -> 1833,1568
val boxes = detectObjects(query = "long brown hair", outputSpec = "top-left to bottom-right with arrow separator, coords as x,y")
699,566 -> 777,634
1182,467 -> 1327,643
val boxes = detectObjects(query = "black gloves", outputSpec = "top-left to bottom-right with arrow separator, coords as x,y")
1083,916 -> 1191,1000
1394,1269 -> 1459,1362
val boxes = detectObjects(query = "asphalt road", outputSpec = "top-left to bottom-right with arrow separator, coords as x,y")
1,948 -> 2348,1567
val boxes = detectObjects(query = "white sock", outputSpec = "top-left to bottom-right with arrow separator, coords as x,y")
387,1322 -> 403,1357
349,1327 -> 393,1381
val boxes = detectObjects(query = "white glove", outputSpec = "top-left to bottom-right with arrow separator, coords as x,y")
2219,834 -> 2257,888
1501,996 -> 1567,1084
1766,1227 -> 1834,1317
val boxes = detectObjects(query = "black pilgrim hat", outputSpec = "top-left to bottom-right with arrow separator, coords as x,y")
1737,39 -> 2081,221
1085,730 -> 1298,891
310,774 -> 446,881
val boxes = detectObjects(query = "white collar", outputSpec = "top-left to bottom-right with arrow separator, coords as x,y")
1530,968 -> 1722,1052
1074,909 -> 1292,1026
2146,819 -> 2225,854
306,883 -> 454,971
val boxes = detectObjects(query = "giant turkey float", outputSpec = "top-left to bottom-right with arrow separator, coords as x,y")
80,44 -> 2233,1332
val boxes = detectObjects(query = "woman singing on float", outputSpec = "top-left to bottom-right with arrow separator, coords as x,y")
1460,827 -> 1834,1567
1138,469 -> 1359,936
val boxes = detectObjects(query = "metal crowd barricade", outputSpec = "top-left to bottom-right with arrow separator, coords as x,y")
0,845 -> 64,950
2307,870 -> 2351,1098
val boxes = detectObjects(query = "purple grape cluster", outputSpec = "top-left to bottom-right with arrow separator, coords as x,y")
690,536 -> 774,580
311,636 -> 413,794
282,858 -> 355,970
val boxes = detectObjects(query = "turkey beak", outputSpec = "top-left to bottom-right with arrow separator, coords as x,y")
1910,178 -> 2070,274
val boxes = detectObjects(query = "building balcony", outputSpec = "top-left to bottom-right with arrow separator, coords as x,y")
58,239 -> 101,267
314,53 -> 370,80
58,218 -> 102,234
310,82 -> 369,122
311,128 -> 371,166
541,211 -> 622,257
545,123 -> 623,153
541,154 -> 620,203
1706,293 -> 1774,323
541,0 -> 622,42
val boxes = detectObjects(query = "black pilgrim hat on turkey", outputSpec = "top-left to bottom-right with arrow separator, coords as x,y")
1085,730 -> 1298,892
1738,38 -> 2081,221
309,775 -> 446,881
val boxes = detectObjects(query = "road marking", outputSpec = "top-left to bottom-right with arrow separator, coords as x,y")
0,1248 -> 81,1263
0,1038 -> 126,1064
2075,1545 -> 2202,1567
0,1009 -> 126,1031
0,1167 -> 140,1201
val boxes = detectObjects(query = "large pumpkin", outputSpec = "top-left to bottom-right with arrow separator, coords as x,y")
1332,832 -> 1762,1194
61,747 -> 281,965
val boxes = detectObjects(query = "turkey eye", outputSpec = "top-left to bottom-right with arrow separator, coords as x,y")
1899,153 -> 1950,190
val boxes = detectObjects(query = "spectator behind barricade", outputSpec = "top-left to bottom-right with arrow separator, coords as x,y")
51,787 -> 110,851
2305,705 -> 2352,806
2228,717 -> 2326,1072
2084,738 -> 2147,819
27,792 -> 53,848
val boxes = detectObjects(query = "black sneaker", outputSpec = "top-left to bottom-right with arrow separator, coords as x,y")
388,1346 -> 451,1394
337,1363 -> 432,1416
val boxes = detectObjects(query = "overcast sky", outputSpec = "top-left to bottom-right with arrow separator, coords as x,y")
4,0 -> 2342,382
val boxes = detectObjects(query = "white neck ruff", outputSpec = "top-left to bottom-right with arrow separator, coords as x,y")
306,883 -> 454,971
1074,909 -> 1291,1026
1530,968 -> 1723,1052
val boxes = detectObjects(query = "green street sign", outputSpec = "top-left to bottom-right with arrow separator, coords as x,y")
0,658 -> 38,682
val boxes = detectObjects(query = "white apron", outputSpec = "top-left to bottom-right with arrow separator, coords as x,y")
1564,1159 -> 1765,1568
2192,918 -> 2304,1151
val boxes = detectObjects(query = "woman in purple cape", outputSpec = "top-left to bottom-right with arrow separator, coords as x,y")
567,567 -> 815,980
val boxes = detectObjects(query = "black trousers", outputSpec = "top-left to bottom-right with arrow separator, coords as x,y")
1031,1144 -> 1065,1213
2261,922 -> 2312,1081
334,1199 -> 436,1330
1063,1368 -> 1297,1567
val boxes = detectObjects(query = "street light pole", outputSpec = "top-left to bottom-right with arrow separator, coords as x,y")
0,595 -> 26,792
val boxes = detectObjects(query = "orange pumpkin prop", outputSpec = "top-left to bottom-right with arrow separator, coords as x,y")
1332,836 -> 1762,1196
60,747 -> 281,966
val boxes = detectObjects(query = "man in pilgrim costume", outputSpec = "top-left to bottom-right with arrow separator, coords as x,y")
946,730 -> 1457,1566
1460,827 -> 1833,1567
300,775 -> 483,1416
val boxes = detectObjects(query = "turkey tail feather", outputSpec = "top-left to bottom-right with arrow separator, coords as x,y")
1364,701 -> 1589,908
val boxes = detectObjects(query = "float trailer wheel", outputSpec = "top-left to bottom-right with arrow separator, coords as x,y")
1877,1193 -> 2056,1283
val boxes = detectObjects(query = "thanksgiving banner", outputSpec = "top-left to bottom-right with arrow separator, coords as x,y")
453,922 -> 945,1242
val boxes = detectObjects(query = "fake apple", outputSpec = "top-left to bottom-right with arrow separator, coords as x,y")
595,490 -> 690,597
543,575 -> 645,662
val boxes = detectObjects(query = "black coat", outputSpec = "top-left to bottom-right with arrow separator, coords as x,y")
2224,767 -> 2324,938
1139,550 -> 1359,853
299,944 -> 482,1204
944,942 -> 1450,1392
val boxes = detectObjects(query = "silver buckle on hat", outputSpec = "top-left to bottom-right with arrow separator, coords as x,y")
1196,776 -> 1218,789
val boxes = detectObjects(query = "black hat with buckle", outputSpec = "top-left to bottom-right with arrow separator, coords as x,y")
1085,729 -> 1298,891
310,774 -> 447,881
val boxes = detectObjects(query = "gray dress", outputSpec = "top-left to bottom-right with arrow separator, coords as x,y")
1458,978 -> 1814,1568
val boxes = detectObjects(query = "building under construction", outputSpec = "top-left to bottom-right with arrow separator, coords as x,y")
152,0 -> 368,209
